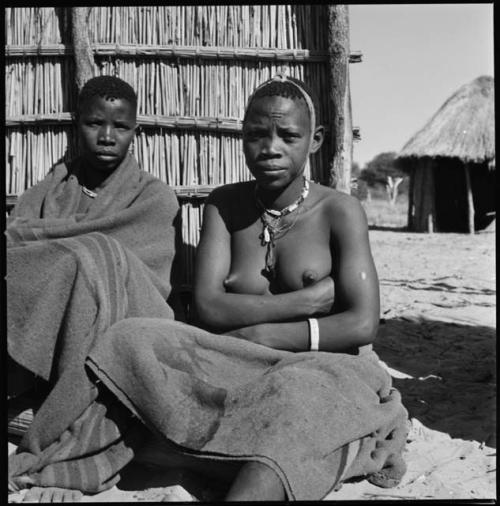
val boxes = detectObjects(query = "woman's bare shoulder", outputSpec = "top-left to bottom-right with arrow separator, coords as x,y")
312,183 -> 368,228
313,183 -> 363,210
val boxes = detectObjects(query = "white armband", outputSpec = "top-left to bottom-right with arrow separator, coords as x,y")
308,318 -> 320,351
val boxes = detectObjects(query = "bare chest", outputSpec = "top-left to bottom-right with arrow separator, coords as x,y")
226,210 -> 332,294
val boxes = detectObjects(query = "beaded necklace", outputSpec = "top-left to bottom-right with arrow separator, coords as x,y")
255,177 -> 309,278
82,186 -> 97,198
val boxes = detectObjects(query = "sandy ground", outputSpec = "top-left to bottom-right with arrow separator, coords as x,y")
9,227 -> 496,502
324,227 -> 496,500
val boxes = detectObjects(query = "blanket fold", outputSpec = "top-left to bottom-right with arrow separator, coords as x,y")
8,153 -> 179,290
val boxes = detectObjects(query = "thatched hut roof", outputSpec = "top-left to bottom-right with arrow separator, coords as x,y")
398,75 -> 495,166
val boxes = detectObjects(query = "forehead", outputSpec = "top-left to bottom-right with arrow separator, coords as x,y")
245,95 -> 310,124
79,95 -> 136,117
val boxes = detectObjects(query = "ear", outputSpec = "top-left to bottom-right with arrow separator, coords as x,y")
309,125 -> 325,154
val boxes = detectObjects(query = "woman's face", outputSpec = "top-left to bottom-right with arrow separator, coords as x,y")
77,95 -> 137,173
243,95 -> 313,191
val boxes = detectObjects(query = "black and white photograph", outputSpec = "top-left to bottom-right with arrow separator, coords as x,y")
6,4 -> 495,502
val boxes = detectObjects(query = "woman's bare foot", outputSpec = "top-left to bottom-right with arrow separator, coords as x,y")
22,487 -> 83,502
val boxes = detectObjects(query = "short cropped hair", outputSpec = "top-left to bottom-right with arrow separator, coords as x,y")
77,76 -> 137,113
244,76 -> 320,126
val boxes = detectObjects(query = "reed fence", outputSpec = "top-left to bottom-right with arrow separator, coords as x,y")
5,5 -> 357,288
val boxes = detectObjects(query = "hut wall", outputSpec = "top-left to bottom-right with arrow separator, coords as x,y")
433,160 -> 468,232
409,157 -> 495,233
470,163 -> 496,230
409,158 -> 436,232
433,159 -> 495,232
5,6 -> 353,288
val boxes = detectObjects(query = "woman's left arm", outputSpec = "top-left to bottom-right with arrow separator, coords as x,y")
227,196 -> 380,352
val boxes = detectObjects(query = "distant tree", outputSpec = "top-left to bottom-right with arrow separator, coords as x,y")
351,161 -> 361,178
359,152 -> 409,205
350,161 -> 369,201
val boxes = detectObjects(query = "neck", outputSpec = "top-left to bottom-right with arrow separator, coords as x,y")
257,176 -> 306,211
82,170 -> 108,191
80,155 -> 126,190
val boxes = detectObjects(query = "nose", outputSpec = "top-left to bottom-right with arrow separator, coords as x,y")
98,124 -> 115,145
261,134 -> 281,158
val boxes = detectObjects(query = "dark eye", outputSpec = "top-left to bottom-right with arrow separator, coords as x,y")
243,131 -> 260,141
283,133 -> 299,143
85,119 -> 101,127
246,127 -> 268,138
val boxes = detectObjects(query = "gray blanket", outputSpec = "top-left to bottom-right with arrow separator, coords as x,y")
86,318 -> 409,500
8,155 -> 179,490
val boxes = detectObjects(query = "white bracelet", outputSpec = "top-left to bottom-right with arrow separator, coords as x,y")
308,318 -> 320,351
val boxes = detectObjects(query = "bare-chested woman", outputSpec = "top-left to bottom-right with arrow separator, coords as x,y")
193,74 -> 381,500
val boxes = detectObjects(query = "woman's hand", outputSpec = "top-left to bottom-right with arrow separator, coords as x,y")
223,324 -> 290,350
223,322 -> 309,352
224,325 -> 267,345
302,275 -> 335,316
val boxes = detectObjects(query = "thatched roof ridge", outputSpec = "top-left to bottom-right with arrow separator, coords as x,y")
398,75 -> 495,165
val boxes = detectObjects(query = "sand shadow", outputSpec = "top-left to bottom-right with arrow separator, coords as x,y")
380,279 -> 496,297
369,225 -> 409,232
374,318 -> 496,447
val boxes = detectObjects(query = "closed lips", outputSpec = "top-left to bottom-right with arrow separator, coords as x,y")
257,164 -> 283,170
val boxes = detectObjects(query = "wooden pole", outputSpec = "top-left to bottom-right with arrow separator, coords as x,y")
464,163 -> 475,234
407,166 -> 415,230
71,7 -> 95,91
327,4 -> 352,193
424,159 -> 436,233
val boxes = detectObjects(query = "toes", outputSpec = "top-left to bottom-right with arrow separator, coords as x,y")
22,487 -> 83,503
65,489 -> 83,502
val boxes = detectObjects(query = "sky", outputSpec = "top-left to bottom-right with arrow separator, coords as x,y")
349,4 -> 494,168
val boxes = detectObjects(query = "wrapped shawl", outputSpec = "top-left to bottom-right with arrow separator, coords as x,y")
8,153 -> 178,289
8,154 -> 179,484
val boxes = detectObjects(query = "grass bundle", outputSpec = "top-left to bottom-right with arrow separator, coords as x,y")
5,126 -> 75,195
6,5 -> 332,226
179,200 -> 205,286
133,129 -> 251,187
95,58 -> 329,122
6,57 -> 75,116
5,7 -> 66,45
84,5 -> 328,49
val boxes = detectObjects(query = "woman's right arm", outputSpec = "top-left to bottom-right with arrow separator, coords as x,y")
193,189 -> 333,332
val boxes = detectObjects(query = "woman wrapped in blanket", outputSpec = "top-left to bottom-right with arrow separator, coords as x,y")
8,76 -> 179,501
192,73 -> 395,500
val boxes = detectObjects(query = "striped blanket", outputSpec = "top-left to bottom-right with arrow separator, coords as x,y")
85,318 -> 409,500
7,154 -> 179,491
9,315 -> 408,500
